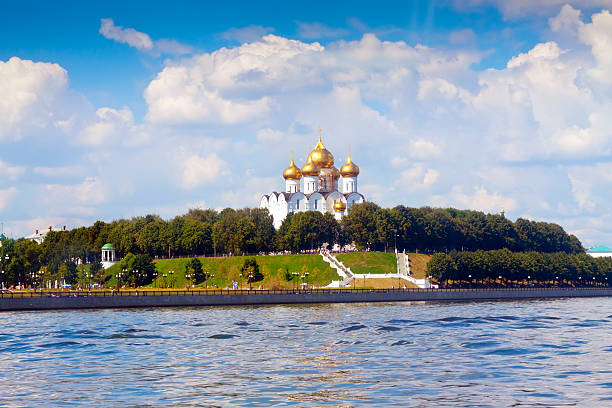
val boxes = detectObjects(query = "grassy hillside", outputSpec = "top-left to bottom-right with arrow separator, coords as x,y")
106,254 -> 339,289
335,251 -> 431,280
336,252 -> 397,274
408,253 -> 431,279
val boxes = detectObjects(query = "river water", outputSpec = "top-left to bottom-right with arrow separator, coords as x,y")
0,298 -> 610,407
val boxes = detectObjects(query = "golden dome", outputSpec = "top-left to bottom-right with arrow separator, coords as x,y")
301,155 -> 320,177
283,156 -> 302,180
309,132 -> 334,169
333,197 -> 347,212
340,152 -> 360,177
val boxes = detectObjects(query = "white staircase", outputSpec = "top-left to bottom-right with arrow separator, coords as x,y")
321,250 -> 354,287
396,250 -> 431,289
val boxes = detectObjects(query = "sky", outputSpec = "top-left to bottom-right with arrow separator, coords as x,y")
1,0 -> 612,247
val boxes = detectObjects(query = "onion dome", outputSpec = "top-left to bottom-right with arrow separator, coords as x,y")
340,151 -> 360,177
301,155 -> 321,177
331,166 -> 341,180
333,197 -> 347,212
309,131 -> 334,168
283,155 -> 302,180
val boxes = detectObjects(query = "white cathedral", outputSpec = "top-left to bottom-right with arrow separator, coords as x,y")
260,130 -> 365,228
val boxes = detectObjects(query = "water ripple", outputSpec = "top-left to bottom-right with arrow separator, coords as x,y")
0,297 -> 610,406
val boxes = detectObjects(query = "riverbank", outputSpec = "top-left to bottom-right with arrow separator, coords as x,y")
1,287 -> 611,311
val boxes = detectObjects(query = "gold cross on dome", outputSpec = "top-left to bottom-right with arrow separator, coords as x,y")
318,125 -> 322,140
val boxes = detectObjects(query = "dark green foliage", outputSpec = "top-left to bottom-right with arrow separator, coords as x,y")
0,204 -> 589,288
119,253 -> 157,287
426,250 -> 612,286
342,204 -> 584,254
189,258 -> 205,283
241,258 -> 263,283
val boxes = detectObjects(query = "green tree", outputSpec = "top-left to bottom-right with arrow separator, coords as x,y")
241,258 -> 263,283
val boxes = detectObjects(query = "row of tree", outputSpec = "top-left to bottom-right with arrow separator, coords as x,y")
0,203 -> 584,288
426,249 -> 612,287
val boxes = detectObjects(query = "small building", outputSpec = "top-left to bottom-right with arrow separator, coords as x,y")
101,243 -> 117,269
586,246 -> 612,258
25,226 -> 67,244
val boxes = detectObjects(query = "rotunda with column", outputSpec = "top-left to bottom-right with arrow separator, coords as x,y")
260,129 -> 365,228
101,243 -> 117,269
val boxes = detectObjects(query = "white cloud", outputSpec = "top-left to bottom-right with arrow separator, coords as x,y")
180,152 -> 229,189
436,186 -> 518,213
550,4 -> 584,34
0,160 -> 25,180
398,164 -> 440,191
99,18 -> 192,55
100,18 -> 153,50
43,177 -> 108,209
579,9 -> 612,85
0,57 -> 68,140
78,106 -> 148,146
0,187 -> 17,210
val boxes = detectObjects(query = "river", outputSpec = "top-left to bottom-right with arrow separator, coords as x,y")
0,297 -> 610,406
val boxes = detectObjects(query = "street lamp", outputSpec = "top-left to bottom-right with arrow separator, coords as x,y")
168,270 -> 175,288
185,272 -> 192,289
209,274 -> 214,288
292,272 -> 298,291
239,272 -> 243,289
304,272 -> 310,290
248,271 -> 253,290
116,269 -> 125,291
162,273 -> 167,288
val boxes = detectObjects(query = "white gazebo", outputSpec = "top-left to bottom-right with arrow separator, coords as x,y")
101,243 -> 117,269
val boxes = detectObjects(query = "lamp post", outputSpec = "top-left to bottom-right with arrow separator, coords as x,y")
292,272 -> 298,291
168,270 -> 175,288
162,273 -> 167,288
498,275 -> 502,288
153,271 -> 158,288
239,272 -> 243,289
527,275 -> 531,287
209,274 -> 214,288
248,271 -> 253,290
304,272 -> 310,290
185,272 -> 192,289
116,269 -> 125,291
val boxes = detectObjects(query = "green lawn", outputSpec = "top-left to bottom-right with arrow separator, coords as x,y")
336,252 -> 397,274
106,254 -> 340,289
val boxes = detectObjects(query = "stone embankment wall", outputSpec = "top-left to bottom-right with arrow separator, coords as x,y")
1,288 -> 611,311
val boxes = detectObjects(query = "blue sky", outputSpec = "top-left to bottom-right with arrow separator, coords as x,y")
1,0 -> 612,246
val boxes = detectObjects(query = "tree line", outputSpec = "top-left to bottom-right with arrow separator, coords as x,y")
426,249 -> 612,287
0,202 -> 585,288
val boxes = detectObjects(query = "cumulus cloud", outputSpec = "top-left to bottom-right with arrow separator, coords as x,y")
78,106 -> 148,146
436,186 -> 518,213
180,152 -> 229,189
0,57 -> 68,140
99,18 -> 192,55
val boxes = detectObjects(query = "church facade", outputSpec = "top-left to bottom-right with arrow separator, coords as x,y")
260,132 -> 365,228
